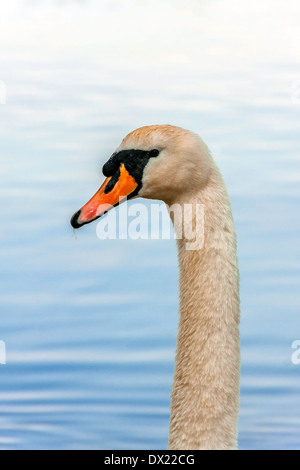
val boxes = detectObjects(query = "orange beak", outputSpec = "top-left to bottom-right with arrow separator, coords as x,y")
71,164 -> 138,228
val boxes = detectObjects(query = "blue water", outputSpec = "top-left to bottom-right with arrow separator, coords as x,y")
1,0 -> 300,450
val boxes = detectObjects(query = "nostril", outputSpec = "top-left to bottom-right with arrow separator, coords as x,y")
70,210 -> 82,229
104,170 -> 120,194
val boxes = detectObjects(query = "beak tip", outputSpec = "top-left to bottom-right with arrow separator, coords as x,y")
70,210 -> 83,229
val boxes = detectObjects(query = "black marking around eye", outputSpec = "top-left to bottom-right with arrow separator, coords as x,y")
102,149 -> 160,195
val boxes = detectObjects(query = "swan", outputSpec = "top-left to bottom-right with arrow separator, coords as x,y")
71,125 -> 240,450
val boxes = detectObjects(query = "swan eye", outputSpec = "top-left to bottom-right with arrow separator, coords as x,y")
149,149 -> 160,158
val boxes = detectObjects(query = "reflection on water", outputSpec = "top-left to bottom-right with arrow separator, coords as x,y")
1,0 -> 300,450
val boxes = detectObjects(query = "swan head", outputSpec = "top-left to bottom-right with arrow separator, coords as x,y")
71,125 -> 212,228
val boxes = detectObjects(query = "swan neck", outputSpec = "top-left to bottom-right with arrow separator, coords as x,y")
168,166 -> 240,450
